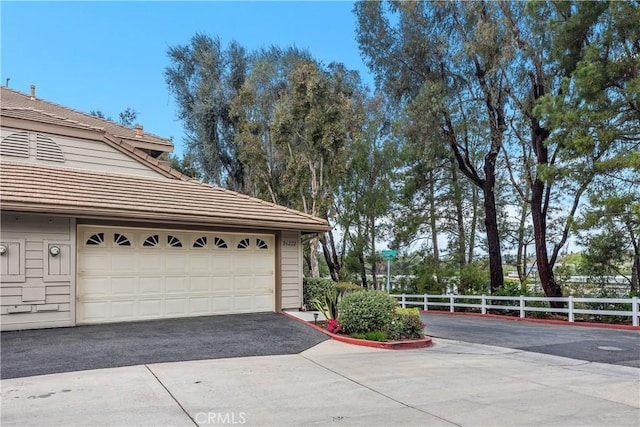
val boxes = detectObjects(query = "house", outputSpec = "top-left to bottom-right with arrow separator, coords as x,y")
0,85 -> 329,331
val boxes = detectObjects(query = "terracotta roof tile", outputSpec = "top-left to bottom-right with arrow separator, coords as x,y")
0,161 -> 330,232
1,87 -> 172,149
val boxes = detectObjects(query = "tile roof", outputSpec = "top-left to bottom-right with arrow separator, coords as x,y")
0,161 -> 330,232
0,87 -> 173,150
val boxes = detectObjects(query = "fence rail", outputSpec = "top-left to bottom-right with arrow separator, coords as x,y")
391,294 -> 640,327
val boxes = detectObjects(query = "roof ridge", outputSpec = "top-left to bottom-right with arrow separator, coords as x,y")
1,105 -> 106,131
0,86 -> 171,145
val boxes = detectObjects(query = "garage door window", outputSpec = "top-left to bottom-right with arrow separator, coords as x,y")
114,233 -> 132,246
237,238 -> 250,249
193,236 -> 207,248
257,239 -> 269,250
167,235 -> 183,248
214,237 -> 228,249
86,233 -> 104,246
143,234 -> 159,247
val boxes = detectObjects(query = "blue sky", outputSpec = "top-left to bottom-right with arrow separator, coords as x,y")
1,1 -> 372,156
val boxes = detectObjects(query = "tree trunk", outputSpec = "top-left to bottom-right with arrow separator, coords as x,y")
516,190 -> 529,289
530,120 -> 564,306
451,160 -> 466,270
358,252 -> 368,289
309,236 -> 320,278
482,152 -> 503,293
319,234 -> 339,282
468,186 -> 478,264
428,172 -> 440,277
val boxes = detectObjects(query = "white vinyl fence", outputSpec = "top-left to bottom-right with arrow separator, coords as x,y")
391,294 -> 640,327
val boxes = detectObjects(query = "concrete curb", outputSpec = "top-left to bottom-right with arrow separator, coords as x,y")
421,310 -> 640,330
282,311 -> 433,349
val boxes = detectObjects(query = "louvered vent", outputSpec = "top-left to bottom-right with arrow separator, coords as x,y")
0,131 -> 30,158
36,134 -> 65,162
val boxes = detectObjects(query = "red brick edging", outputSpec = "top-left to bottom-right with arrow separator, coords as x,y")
282,311 -> 433,349
421,310 -> 640,330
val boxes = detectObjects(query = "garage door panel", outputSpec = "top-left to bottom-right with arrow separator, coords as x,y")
111,253 -> 137,272
189,254 -> 211,273
111,277 -> 138,296
189,277 -> 211,293
166,254 -> 188,272
254,275 -> 274,291
189,297 -> 210,314
139,277 -> 163,295
213,277 -> 233,292
233,295 -> 254,311
165,298 -> 187,316
254,295 -> 273,311
80,253 -> 110,273
77,227 -> 276,324
166,277 -> 187,293
78,277 -> 110,298
212,254 -> 233,274
139,252 -> 164,272
110,300 -> 138,320
253,255 -> 273,273
139,299 -> 163,318
212,296 -> 233,313
234,276 -> 253,291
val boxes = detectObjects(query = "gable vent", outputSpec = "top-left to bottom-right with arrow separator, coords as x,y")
0,131 -> 30,158
36,134 -> 65,162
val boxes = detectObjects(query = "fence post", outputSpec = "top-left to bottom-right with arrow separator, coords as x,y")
568,296 -> 574,322
424,294 -> 428,311
450,294 -> 455,313
481,295 -> 486,315
520,295 -> 525,318
633,297 -> 638,327
401,294 -> 406,308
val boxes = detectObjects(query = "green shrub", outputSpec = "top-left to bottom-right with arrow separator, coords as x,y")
311,287 -> 340,321
303,277 -> 334,307
338,291 -> 397,334
352,330 -> 388,341
388,308 -> 424,340
335,281 -> 363,295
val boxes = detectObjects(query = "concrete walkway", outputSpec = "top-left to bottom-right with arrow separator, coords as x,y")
2,338 -> 638,426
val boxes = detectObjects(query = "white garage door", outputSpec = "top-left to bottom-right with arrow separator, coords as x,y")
77,226 -> 275,324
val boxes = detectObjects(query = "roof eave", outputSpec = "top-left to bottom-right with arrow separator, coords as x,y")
0,202 -> 332,233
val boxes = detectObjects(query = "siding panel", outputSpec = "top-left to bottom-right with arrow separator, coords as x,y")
0,213 -> 75,331
280,231 -> 302,309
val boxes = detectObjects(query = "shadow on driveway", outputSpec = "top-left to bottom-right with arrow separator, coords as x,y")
1,312 -> 328,379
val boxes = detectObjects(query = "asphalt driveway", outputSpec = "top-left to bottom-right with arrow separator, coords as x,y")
0,312 -> 328,379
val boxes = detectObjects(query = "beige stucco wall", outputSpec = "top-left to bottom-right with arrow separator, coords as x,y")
0,127 -> 167,178
280,231 -> 302,309
0,213 -> 75,331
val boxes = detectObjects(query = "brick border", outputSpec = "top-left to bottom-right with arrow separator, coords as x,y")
283,312 -> 433,349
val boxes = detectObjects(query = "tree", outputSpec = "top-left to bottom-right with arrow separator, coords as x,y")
165,33 -> 248,192
355,0 -> 511,291
89,108 -> 139,127
271,61 -> 364,277
499,1 -> 640,300
338,94 -> 397,287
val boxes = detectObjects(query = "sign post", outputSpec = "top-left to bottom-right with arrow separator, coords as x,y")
381,249 -> 398,293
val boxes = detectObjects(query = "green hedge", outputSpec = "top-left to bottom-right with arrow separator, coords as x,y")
338,291 -> 397,334
303,277 -> 335,307
388,308 -> 424,340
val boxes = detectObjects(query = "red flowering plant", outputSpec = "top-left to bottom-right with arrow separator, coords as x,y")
327,318 -> 342,334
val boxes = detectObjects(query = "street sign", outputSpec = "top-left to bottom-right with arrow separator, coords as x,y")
381,249 -> 398,261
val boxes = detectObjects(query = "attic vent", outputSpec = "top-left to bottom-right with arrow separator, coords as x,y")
0,131 -> 29,158
36,134 -> 65,162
